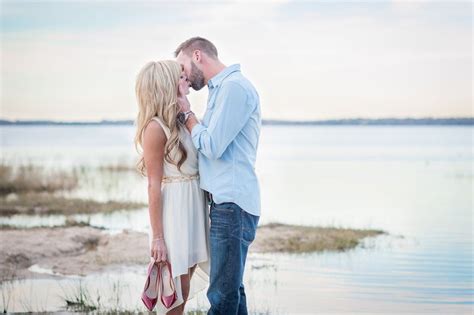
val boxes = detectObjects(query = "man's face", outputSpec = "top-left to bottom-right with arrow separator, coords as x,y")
176,51 -> 206,91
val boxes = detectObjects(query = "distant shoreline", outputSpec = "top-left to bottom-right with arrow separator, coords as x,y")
0,117 -> 472,126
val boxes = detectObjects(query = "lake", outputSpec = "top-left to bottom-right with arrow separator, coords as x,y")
0,125 -> 472,314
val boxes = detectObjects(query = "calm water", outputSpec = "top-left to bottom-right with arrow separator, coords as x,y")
0,125 -> 472,314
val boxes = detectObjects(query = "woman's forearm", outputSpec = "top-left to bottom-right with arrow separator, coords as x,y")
147,182 -> 164,238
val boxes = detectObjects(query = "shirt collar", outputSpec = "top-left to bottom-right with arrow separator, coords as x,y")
207,64 -> 241,89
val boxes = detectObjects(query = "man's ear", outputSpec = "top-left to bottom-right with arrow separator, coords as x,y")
193,50 -> 201,63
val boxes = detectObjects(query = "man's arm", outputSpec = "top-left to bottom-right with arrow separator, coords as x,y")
185,112 -> 198,131
186,81 -> 255,160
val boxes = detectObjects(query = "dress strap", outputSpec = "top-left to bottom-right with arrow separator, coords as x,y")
150,117 -> 171,139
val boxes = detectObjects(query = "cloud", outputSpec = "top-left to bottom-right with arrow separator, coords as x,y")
1,1 -> 472,120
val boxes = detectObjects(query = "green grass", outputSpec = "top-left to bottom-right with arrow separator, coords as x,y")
0,192 -> 146,216
0,163 -> 79,195
253,222 -> 386,253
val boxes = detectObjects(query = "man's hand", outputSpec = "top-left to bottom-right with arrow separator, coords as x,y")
178,95 -> 191,113
177,85 -> 198,132
178,85 -> 191,113
185,113 -> 199,132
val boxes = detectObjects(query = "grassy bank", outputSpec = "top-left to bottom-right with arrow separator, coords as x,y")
0,163 -> 146,216
253,223 -> 386,253
0,193 -> 146,216
0,163 -> 79,195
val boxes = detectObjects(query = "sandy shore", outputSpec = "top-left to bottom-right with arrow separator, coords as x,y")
0,224 -> 385,280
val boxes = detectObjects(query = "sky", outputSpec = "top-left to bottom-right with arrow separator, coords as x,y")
1,0 -> 472,121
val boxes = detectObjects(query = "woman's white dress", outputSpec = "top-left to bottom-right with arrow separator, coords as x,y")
147,117 -> 210,314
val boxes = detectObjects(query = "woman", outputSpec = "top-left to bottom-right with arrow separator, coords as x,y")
134,60 -> 210,314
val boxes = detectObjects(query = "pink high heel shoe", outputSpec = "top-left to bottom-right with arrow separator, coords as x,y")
158,261 -> 177,308
141,260 -> 160,311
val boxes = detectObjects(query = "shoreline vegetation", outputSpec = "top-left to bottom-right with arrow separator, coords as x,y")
0,220 -> 386,281
0,164 -> 146,216
253,223 -> 385,253
0,117 -> 473,126
0,163 -> 388,282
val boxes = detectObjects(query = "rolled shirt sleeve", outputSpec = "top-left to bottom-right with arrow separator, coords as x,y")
191,81 -> 255,160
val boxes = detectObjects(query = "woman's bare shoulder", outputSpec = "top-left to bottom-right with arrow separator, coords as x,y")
143,119 -> 166,147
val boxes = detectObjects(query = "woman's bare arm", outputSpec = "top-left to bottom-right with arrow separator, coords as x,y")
143,120 -> 168,261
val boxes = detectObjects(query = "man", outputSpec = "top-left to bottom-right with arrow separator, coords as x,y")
175,37 -> 261,315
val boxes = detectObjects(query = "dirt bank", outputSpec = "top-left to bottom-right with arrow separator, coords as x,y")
0,223 -> 385,280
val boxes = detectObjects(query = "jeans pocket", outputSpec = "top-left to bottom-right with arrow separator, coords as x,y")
210,203 -> 239,240
242,212 -> 259,246
212,202 -> 235,212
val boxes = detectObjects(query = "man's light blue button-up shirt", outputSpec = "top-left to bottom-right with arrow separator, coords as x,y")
191,64 -> 261,217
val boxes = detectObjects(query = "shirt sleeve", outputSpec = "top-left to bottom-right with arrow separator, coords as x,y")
191,81 -> 255,160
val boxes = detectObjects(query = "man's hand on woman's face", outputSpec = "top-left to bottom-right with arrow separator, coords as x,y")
178,71 -> 190,97
177,72 -> 191,113
177,93 -> 191,113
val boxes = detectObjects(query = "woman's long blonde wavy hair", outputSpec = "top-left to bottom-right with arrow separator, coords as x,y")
134,60 -> 187,176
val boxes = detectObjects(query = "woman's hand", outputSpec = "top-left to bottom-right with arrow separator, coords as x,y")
151,238 -> 168,262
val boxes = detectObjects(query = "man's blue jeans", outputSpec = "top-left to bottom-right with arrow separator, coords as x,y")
207,201 -> 259,315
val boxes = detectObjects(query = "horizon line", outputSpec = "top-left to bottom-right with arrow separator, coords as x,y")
1,117 -> 473,126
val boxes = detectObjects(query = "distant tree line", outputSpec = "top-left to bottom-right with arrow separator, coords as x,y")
0,118 -> 472,126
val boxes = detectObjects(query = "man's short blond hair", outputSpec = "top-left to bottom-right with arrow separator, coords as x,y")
174,37 -> 218,59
